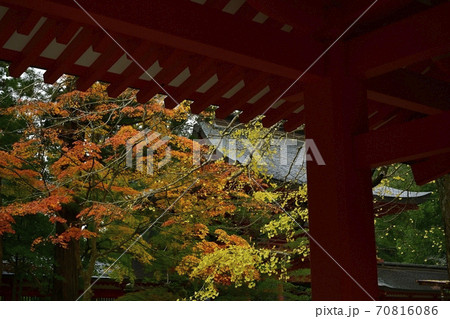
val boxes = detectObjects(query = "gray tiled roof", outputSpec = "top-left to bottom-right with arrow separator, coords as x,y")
199,122 -> 431,201
378,262 -> 448,292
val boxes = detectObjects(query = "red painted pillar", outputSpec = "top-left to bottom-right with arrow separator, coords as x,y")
305,48 -> 378,300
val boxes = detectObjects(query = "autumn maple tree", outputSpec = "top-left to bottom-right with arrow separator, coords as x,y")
0,81 -> 196,299
0,77 -> 313,300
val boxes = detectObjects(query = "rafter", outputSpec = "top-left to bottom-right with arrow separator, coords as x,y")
348,1 -> 450,78
190,65 -> 243,113
2,0 -> 325,80
136,51 -> 193,103
76,40 -> 129,91
355,110 -> 450,168
215,72 -> 270,118
283,110 -> 305,132
0,9 -> 21,47
43,27 -> 95,83
262,101 -> 303,127
367,69 -> 450,115
376,110 -> 419,130
106,43 -> 163,98
163,58 -> 217,109
411,153 -> 450,185
55,21 -> 80,44
368,103 -> 396,130
246,0 -> 324,34
8,19 -> 57,77
16,10 -> 42,35
239,79 -> 295,122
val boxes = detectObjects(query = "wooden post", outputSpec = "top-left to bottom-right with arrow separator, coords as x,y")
304,48 -> 378,300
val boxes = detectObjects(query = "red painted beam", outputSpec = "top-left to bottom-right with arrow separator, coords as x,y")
202,0 -> 230,11
136,51 -> 192,103
190,65 -> 243,114
55,20 -> 80,44
2,0 -> 325,80
337,0 -> 412,34
355,110 -> 450,168
164,58 -> 217,109
0,8 -> 40,45
411,153 -> 450,185
369,104 -> 418,131
239,79 -> 294,122
367,69 -> 450,115
283,109 -> 305,132
156,56 -> 199,89
91,33 -> 112,53
76,38 -> 132,91
215,72 -> 270,118
106,43 -> 163,98
348,1 -> 450,78
0,46 -> 83,73
283,92 -> 305,103
434,59 -> 450,82
0,9 -> 21,47
376,110 -> 419,131
370,112 -> 399,131
233,2 -> 259,21
374,203 -> 420,218
262,92 -> 304,127
9,19 -> 58,77
43,27 -> 95,83
367,90 -> 440,116
262,102 -> 302,127
368,103 -> 397,130
246,0 -> 324,35
16,10 -> 42,35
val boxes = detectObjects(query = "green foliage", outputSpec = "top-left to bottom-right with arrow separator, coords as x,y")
2,214 -> 54,296
117,287 -> 181,301
213,279 -> 310,301
375,164 -> 445,265
0,63 -> 60,299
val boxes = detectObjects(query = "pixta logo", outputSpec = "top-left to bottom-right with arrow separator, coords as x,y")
191,137 -> 325,166
126,129 -> 171,175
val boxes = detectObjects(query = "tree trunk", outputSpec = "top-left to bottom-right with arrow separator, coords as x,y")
52,204 -> 80,300
52,119 -> 82,300
80,235 -> 98,301
12,254 -> 18,300
437,175 -> 450,279
277,282 -> 284,301
81,272 -> 94,301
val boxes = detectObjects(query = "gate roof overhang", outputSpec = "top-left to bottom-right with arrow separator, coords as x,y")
0,0 -> 448,134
